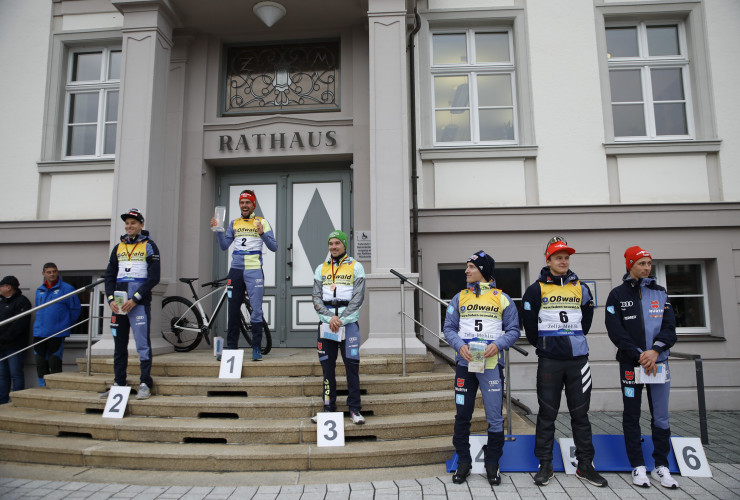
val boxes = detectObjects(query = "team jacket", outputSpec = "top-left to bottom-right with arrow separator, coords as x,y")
104,230 -> 161,307
522,267 -> 594,360
312,255 -> 365,326
34,279 -> 81,338
0,289 -> 32,350
605,274 -> 676,366
217,214 -> 278,270
443,280 -> 520,368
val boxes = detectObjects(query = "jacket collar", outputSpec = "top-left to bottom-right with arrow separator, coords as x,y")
538,266 -> 578,286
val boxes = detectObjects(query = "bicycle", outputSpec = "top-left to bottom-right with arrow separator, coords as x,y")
160,277 -> 272,354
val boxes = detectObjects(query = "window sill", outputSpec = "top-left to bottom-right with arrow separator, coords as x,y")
38,159 -> 115,173
603,140 -> 721,156
420,145 -> 538,160
675,333 -> 724,341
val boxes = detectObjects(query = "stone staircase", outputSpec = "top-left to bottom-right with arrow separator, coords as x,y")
0,349 -> 533,472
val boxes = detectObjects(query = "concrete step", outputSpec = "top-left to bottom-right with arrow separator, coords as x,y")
0,406 -> 498,444
0,431 -> 455,471
76,350 -> 436,378
45,371 -> 453,397
8,388 -> 472,418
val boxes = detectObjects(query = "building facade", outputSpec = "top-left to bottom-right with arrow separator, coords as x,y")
0,0 -> 738,411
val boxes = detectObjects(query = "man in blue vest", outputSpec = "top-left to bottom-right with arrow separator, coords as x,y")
522,237 -> 607,487
444,251 -> 520,486
211,190 -> 277,361
33,263 -> 81,386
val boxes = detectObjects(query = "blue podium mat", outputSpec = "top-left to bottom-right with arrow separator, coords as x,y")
446,434 -> 680,473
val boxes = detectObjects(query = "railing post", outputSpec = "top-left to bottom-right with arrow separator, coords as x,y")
506,349 -> 512,437
87,324 -> 93,377
695,357 -> 709,445
400,280 -> 407,377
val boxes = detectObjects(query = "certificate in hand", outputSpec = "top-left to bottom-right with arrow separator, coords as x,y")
319,323 -> 345,342
636,362 -> 667,384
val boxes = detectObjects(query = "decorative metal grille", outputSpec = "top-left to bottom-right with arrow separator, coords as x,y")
224,41 -> 340,115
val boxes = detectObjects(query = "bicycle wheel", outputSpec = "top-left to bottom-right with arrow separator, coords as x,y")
161,296 -> 204,352
240,298 -> 272,355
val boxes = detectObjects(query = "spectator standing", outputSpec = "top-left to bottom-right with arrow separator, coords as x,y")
0,276 -> 32,404
33,263 -> 81,386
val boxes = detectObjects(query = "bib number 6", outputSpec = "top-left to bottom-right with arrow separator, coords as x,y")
559,311 -> 569,323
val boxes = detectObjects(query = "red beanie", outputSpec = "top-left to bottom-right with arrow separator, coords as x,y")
624,246 -> 652,271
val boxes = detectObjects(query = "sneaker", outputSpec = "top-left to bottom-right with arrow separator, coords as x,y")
651,465 -> 679,489
485,464 -> 501,486
99,382 -> 120,399
135,383 -> 151,400
576,462 -> 608,487
252,347 -> 262,362
350,410 -> 365,425
452,462 -> 471,484
533,461 -> 553,486
632,465 -> 650,487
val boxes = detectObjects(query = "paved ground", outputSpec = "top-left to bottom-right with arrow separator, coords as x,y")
1,411 -> 738,499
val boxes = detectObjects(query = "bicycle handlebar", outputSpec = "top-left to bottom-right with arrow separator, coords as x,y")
201,277 -> 228,288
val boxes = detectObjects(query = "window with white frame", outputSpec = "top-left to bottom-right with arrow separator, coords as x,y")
653,261 -> 708,333
431,29 -> 517,145
605,22 -> 693,140
439,264 -> 525,335
64,47 -> 121,158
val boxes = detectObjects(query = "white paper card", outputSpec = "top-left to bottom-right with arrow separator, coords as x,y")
468,435 -> 487,474
213,337 -> 224,357
467,341 -> 486,373
319,323 -> 345,342
558,437 -> 578,474
219,349 -> 243,378
671,437 -> 712,477
316,412 -> 345,447
636,363 -> 667,384
103,385 -> 131,419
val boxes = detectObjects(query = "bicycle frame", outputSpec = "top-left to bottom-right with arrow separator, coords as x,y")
173,283 -> 229,335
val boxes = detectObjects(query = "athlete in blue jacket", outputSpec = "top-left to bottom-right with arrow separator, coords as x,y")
211,190 -> 277,361
101,208 -> 160,400
605,246 -> 678,489
33,263 -> 81,385
522,237 -> 606,488
444,251 -> 519,486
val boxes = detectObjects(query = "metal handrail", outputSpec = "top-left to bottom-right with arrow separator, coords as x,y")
390,269 -> 529,438
0,279 -> 105,376
669,351 -> 709,444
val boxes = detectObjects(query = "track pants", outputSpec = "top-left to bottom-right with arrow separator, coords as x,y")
535,356 -> 594,464
34,336 -> 64,379
619,362 -> 672,468
317,322 -> 361,412
453,362 -> 506,466
226,267 -> 264,350
111,304 -> 153,388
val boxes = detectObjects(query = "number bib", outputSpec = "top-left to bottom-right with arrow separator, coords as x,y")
457,287 -> 506,342
538,282 -> 584,337
231,217 -> 271,269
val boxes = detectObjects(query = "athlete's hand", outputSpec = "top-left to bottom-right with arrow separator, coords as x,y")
210,217 -> 218,227
121,299 -> 136,314
639,349 -> 659,376
254,218 -> 264,234
329,316 -> 342,333
108,301 -> 120,314
459,344 -> 472,362
484,343 -> 499,358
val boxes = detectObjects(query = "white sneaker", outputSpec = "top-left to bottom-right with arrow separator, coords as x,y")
632,466 -> 650,487
651,465 -> 679,489
350,410 -> 365,425
135,383 -> 151,400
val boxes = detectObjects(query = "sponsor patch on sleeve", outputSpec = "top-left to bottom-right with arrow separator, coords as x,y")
607,306 -> 615,314
447,305 -> 455,314
523,301 -> 531,311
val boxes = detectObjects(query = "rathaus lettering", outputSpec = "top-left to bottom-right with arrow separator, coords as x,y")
219,131 -> 337,152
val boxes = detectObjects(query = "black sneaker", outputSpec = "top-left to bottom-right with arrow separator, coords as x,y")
533,461 -> 553,486
452,462 -> 471,484
576,462 -> 608,487
485,464 -> 501,486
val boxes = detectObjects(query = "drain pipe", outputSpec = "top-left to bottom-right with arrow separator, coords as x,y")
408,3 -> 421,329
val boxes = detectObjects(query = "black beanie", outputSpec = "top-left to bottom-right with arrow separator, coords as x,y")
467,250 -> 495,282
